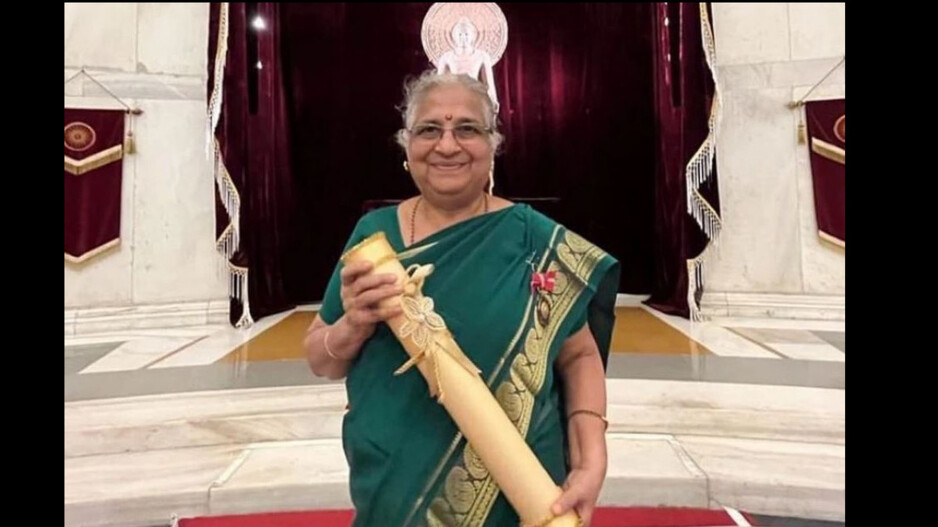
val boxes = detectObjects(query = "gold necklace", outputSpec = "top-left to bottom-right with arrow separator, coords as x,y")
410,194 -> 489,245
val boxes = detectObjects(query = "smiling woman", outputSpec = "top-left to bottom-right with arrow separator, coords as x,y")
302,70 -> 620,527
396,72 -> 504,217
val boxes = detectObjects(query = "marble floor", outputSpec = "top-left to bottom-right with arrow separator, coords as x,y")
64,303 -> 845,527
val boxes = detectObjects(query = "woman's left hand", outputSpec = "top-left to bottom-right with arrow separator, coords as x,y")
551,462 -> 606,526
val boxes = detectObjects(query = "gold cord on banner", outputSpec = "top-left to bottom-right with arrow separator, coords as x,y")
787,56 -> 844,145
66,68 -> 143,154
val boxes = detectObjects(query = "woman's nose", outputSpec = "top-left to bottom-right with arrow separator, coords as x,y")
433,130 -> 462,154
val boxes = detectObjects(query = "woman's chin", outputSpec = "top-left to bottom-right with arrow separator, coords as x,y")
425,173 -> 476,195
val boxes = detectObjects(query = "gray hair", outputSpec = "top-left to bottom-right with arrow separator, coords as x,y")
395,70 -> 504,152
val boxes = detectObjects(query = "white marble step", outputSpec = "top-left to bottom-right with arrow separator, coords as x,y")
608,379 -> 844,445
66,380 -> 844,458
679,435 -> 845,522
65,444 -> 244,527
66,385 -> 344,457
203,439 -> 352,518
64,434 -> 844,527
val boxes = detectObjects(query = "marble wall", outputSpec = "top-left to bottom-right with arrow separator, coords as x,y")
65,3 -> 226,311
705,4 -> 845,298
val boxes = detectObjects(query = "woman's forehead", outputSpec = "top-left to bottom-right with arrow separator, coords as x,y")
414,85 -> 485,120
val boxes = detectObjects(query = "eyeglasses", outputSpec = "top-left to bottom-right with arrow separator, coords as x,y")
408,122 -> 491,144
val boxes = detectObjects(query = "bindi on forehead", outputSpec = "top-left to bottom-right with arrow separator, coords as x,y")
414,88 -> 485,124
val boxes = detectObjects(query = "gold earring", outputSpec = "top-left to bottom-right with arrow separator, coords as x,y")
488,162 -> 495,195
403,160 -> 410,172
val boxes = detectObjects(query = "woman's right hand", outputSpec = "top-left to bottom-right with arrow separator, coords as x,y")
340,261 -> 404,339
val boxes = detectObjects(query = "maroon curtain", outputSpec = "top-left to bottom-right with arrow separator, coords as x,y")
208,3 -> 719,323
279,3 -> 657,304
645,3 -> 721,318
209,3 -> 295,324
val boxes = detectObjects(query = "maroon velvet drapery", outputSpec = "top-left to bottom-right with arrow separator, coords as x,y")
645,3 -> 721,319
209,3 -> 295,325
208,3 -> 720,324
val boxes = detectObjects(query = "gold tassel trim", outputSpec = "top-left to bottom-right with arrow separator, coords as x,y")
124,130 -> 136,155
65,238 -> 120,263
685,3 -> 723,322
65,144 -> 124,175
818,230 -> 845,248
811,138 -> 845,165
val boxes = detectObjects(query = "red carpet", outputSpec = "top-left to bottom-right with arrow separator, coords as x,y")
179,507 -> 755,526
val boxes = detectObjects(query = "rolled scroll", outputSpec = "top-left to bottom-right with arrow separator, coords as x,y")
342,232 -> 578,527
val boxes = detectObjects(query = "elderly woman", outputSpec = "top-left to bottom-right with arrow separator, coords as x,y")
305,70 -> 619,527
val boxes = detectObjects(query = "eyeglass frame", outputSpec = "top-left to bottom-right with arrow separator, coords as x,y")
406,120 -> 494,144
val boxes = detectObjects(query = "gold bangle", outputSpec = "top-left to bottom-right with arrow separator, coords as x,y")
323,330 -> 345,361
567,409 -> 609,430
